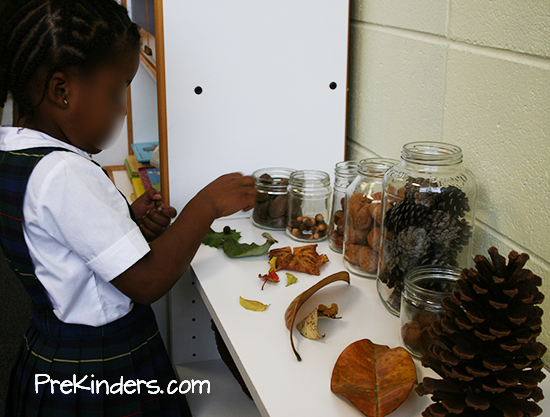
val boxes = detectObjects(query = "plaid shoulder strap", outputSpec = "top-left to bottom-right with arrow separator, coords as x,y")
0,147 -> 72,309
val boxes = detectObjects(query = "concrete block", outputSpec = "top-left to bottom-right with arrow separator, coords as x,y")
347,24 -> 447,160
351,0 -> 448,36
443,46 -> 550,261
449,0 -> 550,58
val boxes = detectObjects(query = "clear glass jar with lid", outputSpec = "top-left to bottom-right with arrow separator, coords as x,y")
287,170 -> 332,242
328,161 -> 359,253
377,141 -> 477,316
343,158 -> 398,278
252,167 -> 295,230
400,265 -> 460,358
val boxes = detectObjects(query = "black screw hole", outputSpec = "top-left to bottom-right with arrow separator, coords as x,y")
329,82 -> 337,90
192,353 -> 196,357
191,300 -> 196,304
192,336 -> 196,339
191,281 -> 195,285
194,86 -> 203,95
192,318 -> 196,322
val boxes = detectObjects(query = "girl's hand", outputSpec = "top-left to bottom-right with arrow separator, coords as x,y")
131,188 -> 177,241
195,173 -> 257,219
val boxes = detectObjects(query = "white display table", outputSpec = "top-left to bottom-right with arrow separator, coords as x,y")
189,214 -> 550,417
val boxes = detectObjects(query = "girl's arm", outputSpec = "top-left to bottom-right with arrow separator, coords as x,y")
111,173 -> 257,304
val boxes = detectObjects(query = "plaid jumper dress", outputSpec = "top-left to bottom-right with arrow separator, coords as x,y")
0,147 -> 191,417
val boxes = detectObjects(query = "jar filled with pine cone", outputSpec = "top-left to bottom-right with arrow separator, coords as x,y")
416,247 -> 546,417
377,142 -> 477,316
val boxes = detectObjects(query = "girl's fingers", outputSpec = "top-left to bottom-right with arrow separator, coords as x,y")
141,214 -> 167,235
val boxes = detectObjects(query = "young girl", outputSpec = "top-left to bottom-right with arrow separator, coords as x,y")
0,1 -> 257,416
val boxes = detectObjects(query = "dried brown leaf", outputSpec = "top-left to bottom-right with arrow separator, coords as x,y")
284,271 -> 350,361
331,339 -> 417,417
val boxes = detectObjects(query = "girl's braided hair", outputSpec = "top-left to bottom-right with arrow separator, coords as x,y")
0,0 -> 141,122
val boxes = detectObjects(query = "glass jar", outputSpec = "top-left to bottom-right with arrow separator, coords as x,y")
287,170 -> 332,242
252,167 -> 295,230
343,158 -> 398,278
328,161 -> 359,253
377,141 -> 477,316
400,265 -> 460,358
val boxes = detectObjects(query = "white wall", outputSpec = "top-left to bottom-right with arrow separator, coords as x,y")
346,0 -> 550,360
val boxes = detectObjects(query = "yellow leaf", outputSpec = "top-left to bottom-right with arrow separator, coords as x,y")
286,272 -> 298,287
239,296 -> 270,312
269,256 -> 278,272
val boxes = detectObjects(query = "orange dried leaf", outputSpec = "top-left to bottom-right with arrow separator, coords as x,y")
284,271 -> 350,361
331,339 -> 417,417
270,244 -> 329,275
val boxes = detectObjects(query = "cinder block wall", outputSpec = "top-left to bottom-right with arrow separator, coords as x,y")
346,1 -> 550,360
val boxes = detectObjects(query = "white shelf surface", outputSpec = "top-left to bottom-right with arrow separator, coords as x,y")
176,359 -> 261,417
189,215 -> 550,417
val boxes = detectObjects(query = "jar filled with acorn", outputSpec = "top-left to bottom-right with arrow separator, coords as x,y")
287,170 -> 332,242
328,161 -> 359,253
252,168 -> 296,230
343,158 -> 398,278
377,141 -> 477,316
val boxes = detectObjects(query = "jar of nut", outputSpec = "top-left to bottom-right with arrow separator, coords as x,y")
399,265 -> 460,358
377,142 -> 477,316
328,161 -> 359,253
343,158 -> 398,278
252,168 -> 295,230
287,170 -> 332,242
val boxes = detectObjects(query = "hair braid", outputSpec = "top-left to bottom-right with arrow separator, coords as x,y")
0,0 -> 140,122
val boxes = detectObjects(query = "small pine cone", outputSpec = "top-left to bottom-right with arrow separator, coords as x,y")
397,226 -> 430,260
416,247 -> 546,417
404,177 -> 441,209
385,199 -> 430,233
436,185 -> 471,218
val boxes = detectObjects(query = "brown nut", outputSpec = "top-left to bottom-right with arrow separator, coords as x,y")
418,311 -> 440,329
256,192 -> 271,203
315,213 -> 324,223
296,216 -> 303,223
292,228 -> 302,238
336,217 -> 345,235
303,217 -> 316,228
318,223 -> 326,232
259,173 -> 273,183
367,226 -> 381,252
359,246 -> 378,273
346,226 -> 368,245
401,321 -> 422,350
369,203 -> 382,224
268,194 -> 288,218
333,210 -> 344,225
313,233 -> 321,240
344,243 -> 361,266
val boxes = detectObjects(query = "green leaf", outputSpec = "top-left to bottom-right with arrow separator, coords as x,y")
240,296 -> 270,311
222,232 -> 277,258
286,273 -> 298,287
202,227 -> 241,248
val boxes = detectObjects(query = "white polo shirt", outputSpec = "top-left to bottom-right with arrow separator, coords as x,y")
0,127 -> 151,326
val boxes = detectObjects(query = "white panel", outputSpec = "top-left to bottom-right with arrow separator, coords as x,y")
163,0 -> 349,211
131,62 -> 159,144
